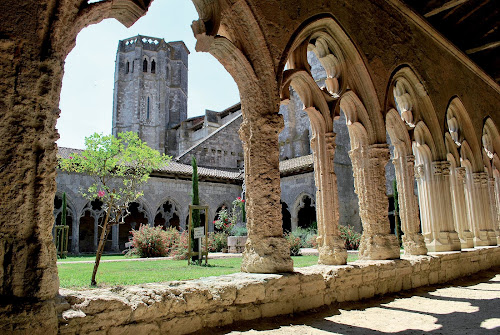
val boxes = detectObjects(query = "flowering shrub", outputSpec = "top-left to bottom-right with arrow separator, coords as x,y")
214,197 -> 247,234
285,232 -> 302,256
206,232 -> 228,252
340,224 -> 361,250
213,208 -> 234,234
170,231 -> 189,260
131,225 -> 171,258
305,233 -> 318,248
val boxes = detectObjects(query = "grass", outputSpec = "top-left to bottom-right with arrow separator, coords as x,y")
58,254 -> 132,262
58,254 -> 358,289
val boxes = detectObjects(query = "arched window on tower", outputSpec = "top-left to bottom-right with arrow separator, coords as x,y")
143,58 -> 148,72
146,97 -> 150,120
151,60 -> 156,74
126,61 -> 130,74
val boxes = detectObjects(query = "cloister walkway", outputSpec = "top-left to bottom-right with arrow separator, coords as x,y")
203,268 -> 500,335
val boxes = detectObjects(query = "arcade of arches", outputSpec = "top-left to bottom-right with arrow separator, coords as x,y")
0,0 -> 499,333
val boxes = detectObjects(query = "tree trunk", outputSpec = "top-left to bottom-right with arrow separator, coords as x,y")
91,207 -> 111,286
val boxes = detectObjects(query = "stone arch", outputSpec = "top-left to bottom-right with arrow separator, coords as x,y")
154,198 -> 181,231
446,97 -> 483,172
386,108 -> 412,157
483,117 -> 500,176
339,91 -> 374,148
213,202 -> 231,232
387,66 -> 445,159
281,15 -> 384,143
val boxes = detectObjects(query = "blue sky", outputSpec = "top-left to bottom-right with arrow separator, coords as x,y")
57,1 -> 239,149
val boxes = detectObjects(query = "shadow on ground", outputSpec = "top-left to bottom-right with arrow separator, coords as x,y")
194,267 -> 500,334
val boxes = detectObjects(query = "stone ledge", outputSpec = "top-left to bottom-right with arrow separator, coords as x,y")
58,246 -> 500,335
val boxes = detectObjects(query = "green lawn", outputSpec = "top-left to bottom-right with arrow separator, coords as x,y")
58,254 -> 358,289
58,254 -> 132,262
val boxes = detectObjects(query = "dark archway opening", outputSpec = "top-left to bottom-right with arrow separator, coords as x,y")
281,201 -> 292,233
297,197 -> 316,229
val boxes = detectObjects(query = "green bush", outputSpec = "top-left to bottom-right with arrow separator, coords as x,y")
340,224 -> 361,250
230,226 -> 247,236
285,232 -> 302,256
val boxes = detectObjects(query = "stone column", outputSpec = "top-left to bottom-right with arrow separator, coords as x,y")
349,144 -> 400,260
310,130 -> 347,265
72,215 -> 80,254
430,161 -> 461,251
469,173 -> 497,246
239,110 -> 293,273
452,167 -> 474,248
493,177 -> 500,245
480,174 -> 497,245
414,161 -> 461,251
392,155 -> 427,255
112,224 -> 120,251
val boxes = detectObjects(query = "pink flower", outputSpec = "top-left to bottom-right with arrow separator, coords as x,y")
241,199 -> 245,202
237,197 -> 241,200
69,156 -> 73,160
213,220 -> 216,223
97,190 -> 105,197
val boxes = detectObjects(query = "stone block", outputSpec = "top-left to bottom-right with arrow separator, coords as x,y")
260,300 -> 293,318
201,309 -> 234,328
358,285 -> 375,300
159,315 -> 202,335
108,323 -> 160,335
293,294 -> 324,312
233,305 -> 261,321
234,282 -> 265,304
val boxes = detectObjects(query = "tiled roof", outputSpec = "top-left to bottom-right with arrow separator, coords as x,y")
57,147 -> 243,181
279,154 -> 314,175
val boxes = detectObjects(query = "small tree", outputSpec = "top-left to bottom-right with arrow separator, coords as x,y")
59,132 -> 170,285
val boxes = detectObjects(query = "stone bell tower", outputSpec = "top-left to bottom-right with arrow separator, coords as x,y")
112,35 -> 189,155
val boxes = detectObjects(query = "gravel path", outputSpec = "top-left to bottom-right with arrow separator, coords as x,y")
197,268 -> 500,335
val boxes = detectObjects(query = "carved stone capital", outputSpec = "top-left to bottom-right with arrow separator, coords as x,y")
406,155 -> 415,165
414,164 -> 425,180
456,167 -> 467,182
432,161 -> 450,176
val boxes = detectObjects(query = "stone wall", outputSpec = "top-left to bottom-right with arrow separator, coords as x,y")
55,170 -> 243,253
177,114 -> 245,169
58,246 -> 500,335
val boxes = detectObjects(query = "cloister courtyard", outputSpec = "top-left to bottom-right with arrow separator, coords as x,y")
1,0 -> 499,334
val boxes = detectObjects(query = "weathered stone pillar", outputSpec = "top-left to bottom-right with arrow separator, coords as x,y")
0,37 -> 62,335
239,107 -> 293,273
310,130 -> 347,265
349,144 -> 400,260
392,155 -> 427,255
451,167 -> 474,248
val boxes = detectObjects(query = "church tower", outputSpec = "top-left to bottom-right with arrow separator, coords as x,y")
112,35 -> 189,155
